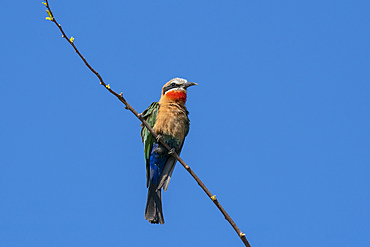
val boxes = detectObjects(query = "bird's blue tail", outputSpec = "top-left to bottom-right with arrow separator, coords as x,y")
145,183 -> 164,224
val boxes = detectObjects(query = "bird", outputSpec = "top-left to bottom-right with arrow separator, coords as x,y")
140,78 -> 197,224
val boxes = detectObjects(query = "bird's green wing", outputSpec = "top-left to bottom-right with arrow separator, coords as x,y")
141,102 -> 159,187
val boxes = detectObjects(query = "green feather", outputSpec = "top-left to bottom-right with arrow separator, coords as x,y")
140,102 -> 159,187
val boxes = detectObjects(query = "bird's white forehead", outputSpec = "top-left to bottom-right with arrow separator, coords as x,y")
172,78 -> 187,84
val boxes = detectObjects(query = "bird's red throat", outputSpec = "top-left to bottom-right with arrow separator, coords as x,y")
165,90 -> 187,102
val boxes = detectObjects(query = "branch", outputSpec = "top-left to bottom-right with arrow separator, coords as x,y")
42,1 -> 251,246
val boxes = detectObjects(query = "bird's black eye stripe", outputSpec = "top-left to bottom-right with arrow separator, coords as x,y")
163,82 -> 179,94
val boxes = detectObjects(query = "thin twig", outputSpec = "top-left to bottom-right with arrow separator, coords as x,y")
43,1 -> 251,246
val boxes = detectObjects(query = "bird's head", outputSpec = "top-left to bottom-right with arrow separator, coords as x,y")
161,78 -> 197,103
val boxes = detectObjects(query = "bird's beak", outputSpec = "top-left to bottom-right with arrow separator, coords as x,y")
183,82 -> 198,89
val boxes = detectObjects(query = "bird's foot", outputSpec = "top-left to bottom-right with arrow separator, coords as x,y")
156,134 -> 162,142
168,148 -> 176,155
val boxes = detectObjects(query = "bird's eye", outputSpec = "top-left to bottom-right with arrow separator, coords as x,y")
171,83 -> 176,87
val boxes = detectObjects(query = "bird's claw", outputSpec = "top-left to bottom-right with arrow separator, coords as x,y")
156,134 -> 162,142
168,148 -> 175,155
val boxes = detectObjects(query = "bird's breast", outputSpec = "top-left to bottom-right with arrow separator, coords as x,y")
154,103 -> 189,141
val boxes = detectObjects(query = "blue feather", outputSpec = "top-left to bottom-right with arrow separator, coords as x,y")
149,142 -> 168,185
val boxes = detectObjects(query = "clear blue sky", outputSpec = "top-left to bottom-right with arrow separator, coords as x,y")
1,1 -> 369,246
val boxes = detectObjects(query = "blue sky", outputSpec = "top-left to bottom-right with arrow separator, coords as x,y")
1,1 -> 369,246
